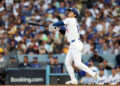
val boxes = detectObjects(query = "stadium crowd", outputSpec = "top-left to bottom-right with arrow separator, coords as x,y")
0,0 -> 120,85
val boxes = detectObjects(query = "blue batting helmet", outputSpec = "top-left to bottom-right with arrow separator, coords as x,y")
68,8 -> 79,17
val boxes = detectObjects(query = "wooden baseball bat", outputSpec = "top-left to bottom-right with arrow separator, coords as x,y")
28,22 -> 48,27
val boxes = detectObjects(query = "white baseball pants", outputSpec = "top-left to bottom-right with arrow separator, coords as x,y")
65,40 -> 96,81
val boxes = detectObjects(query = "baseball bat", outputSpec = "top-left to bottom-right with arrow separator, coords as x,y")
28,22 -> 48,27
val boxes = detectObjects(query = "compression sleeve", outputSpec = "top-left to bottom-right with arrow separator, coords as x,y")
52,21 -> 65,26
59,26 -> 66,35
61,26 -> 66,31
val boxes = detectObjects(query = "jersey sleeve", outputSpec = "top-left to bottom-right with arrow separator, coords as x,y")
63,18 -> 71,25
52,21 -> 65,26
117,75 -> 120,83
119,75 -> 120,83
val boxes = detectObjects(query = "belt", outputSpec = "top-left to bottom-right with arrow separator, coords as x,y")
71,38 -> 80,43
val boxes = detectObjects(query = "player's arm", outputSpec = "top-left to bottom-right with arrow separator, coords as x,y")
49,21 -> 65,30
53,21 -> 65,26
49,21 -> 66,35
49,18 -> 70,30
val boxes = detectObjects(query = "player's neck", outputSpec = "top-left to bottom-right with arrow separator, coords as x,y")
68,16 -> 75,18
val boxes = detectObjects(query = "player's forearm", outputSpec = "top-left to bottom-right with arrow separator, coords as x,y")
52,21 -> 65,26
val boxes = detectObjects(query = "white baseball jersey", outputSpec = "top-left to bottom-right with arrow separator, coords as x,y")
64,17 -> 97,83
108,74 -> 119,85
63,18 -> 80,42
95,75 -> 108,85
117,73 -> 120,83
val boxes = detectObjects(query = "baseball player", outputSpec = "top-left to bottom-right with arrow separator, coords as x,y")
108,68 -> 119,85
95,68 -> 108,85
49,8 -> 98,85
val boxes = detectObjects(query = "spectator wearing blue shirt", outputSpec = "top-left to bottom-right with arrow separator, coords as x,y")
57,2 -> 66,14
46,4 -> 55,14
95,38 -> 104,54
104,0 -> 111,4
31,57 -> 41,68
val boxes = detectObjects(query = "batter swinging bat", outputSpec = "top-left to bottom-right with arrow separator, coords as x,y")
28,22 -> 65,35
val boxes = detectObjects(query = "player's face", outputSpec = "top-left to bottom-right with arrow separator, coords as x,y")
112,69 -> 116,75
99,70 -> 104,76
68,11 -> 76,18
116,67 -> 120,72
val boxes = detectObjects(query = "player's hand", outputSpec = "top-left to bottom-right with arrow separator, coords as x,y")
49,24 -> 60,31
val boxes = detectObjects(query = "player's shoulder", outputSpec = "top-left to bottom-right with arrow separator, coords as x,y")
63,18 -> 76,24
116,74 -> 120,78
65,18 -> 76,21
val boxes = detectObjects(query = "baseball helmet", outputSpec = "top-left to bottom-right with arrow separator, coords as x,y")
68,8 -> 79,17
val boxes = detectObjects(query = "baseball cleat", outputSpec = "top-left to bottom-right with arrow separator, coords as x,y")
65,80 -> 78,85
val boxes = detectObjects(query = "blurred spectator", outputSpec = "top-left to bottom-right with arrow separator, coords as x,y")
57,2 -> 66,15
0,2 -> 5,12
46,4 -> 55,14
46,53 -> 54,63
95,38 -> 104,54
26,44 -> 35,54
95,68 -> 108,85
0,37 -> 7,49
89,61 -> 99,73
80,73 -> 94,85
98,63 -> 108,77
83,39 -> 92,54
7,39 -> 17,54
0,47 -> 4,54
113,42 -> 120,54
49,56 -> 64,73
62,43 -> 69,54
31,57 -> 41,68
16,42 -> 26,54
89,50 -> 104,66
39,44 -> 47,54
116,53 -> 120,66
0,0 -> 119,56
103,60 -> 112,70
108,68 -> 119,85
14,32 -> 22,42
116,65 -> 120,76
101,43 -> 109,54
0,52 -> 6,68
8,56 -> 18,68
19,56 -> 31,68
